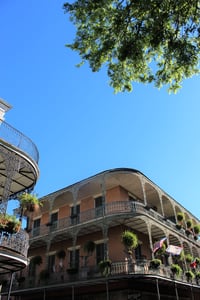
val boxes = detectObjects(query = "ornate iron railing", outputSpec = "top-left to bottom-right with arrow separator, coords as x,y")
0,120 -> 39,163
0,230 -> 29,258
9,260 -> 200,291
29,201 -> 175,239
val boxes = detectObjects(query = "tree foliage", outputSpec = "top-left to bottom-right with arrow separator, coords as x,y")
64,0 -> 200,93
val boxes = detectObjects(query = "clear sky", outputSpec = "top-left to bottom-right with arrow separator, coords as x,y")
0,1 -> 200,219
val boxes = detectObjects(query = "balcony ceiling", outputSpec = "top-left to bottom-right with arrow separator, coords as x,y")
0,143 -> 39,200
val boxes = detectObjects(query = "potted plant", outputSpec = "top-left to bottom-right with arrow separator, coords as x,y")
0,214 -> 21,234
121,230 -> 138,252
98,259 -> 112,277
83,240 -> 96,255
185,270 -> 195,282
18,192 -> 42,217
176,212 -> 184,229
195,271 -> 200,284
150,258 -> 162,269
195,257 -> 200,265
193,224 -> 200,240
31,255 -> 43,266
185,219 -> 193,236
170,264 -> 182,278
185,253 -> 193,264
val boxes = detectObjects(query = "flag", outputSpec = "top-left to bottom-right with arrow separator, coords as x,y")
166,245 -> 183,255
190,260 -> 197,269
153,237 -> 167,253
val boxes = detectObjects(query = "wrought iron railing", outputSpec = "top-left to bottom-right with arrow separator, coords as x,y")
29,201 -> 172,239
9,260 -> 200,292
0,120 -> 39,163
0,230 -> 29,258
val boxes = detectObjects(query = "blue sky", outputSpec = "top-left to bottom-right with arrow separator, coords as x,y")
1,1 -> 200,219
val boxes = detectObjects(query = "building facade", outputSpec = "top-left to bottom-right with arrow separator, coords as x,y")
3,168 -> 200,299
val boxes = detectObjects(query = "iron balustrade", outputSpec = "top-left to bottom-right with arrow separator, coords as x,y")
0,230 -> 29,257
0,120 -> 39,163
10,259 -> 200,291
29,201 -> 175,239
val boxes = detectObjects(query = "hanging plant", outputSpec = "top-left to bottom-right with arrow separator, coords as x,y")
170,264 -> 182,278
177,212 -> 185,222
185,219 -> 193,236
31,255 -> 43,266
193,224 -> 200,240
186,219 -> 193,228
83,240 -> 96,255
56,249 -> 66,259
155,243 -> 166,257
195,257 -> 200,265
121,230 -> 138,252
185,254 -> 193,263
195,272 -> 200,282
18,193 -> 42,217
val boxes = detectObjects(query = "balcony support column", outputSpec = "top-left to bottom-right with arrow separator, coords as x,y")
100,223 -> 109,260
140,176 -> 147,206
0,149 -> 20,213
146,222 -> 154,259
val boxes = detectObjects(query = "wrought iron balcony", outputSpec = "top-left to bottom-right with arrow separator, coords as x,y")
0,230 -> 29,273
7,259 -> 200,292
0,120 -> 39,163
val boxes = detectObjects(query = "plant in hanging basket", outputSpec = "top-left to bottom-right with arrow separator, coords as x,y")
177,212 -> 185,222
31,255 -> 43,266
56,249 -> 66,259
83,240 -> 96,255
185,253 -> 193,263
18,193 -> 42,217
121,230 -> 138,252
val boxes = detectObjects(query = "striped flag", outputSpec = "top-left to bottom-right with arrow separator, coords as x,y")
166,245 -> 183,255
153,237 -> 167,253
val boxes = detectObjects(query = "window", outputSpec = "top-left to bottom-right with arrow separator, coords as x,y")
96,243 -> 107,264
95,196 -> 104,217
48,254 -> 56,272
69,249 -> 79,269
33,218 -> 40,237
70,205 -> 80,225
50,212 -> 58,231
